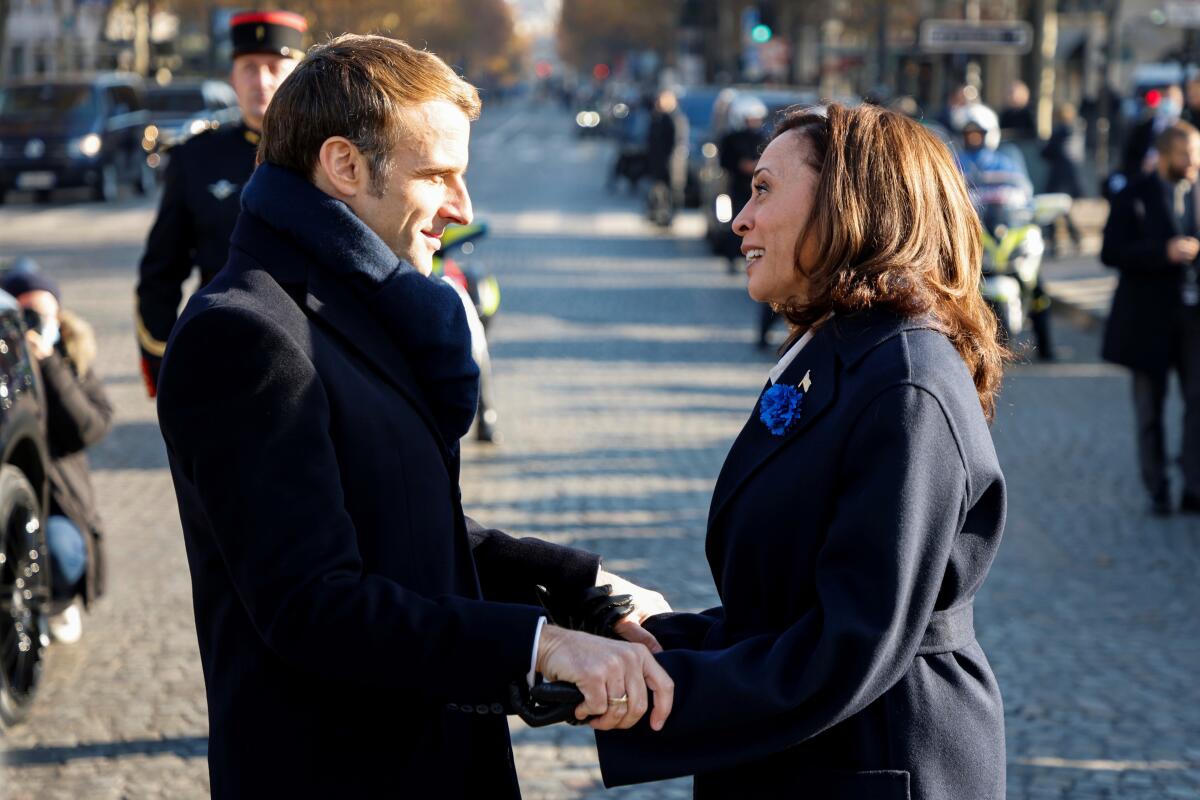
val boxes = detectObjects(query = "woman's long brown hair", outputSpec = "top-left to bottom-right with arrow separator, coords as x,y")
772,103 -> 1007,420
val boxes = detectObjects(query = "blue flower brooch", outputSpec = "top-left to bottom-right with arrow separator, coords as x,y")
759,370 -> 813,436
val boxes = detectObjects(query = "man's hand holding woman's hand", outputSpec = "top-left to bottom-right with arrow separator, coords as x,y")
535,624 -> 674,732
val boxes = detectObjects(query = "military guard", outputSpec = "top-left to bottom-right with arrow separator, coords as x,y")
135,10 -> 307,396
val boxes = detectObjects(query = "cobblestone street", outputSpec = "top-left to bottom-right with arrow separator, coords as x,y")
1,102 -> 1198,799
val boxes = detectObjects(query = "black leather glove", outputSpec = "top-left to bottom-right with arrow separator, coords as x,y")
508,680 -> 590,727
535,584 -> 634,638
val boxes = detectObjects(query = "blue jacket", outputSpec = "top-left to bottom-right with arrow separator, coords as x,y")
597,311 -> 1007,800
157,164 -> 599,798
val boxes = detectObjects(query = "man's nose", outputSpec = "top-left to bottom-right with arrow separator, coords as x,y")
441,180 -> 473,226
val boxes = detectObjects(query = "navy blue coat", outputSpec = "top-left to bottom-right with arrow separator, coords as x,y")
157,194 -> 600,798
597,312 -> 1007,800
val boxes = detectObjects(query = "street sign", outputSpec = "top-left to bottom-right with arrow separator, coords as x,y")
919,20 -> 1034,55
1166,0 -> 1200,28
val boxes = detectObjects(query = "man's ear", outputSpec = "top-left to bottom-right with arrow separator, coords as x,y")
315,137 -> 366,198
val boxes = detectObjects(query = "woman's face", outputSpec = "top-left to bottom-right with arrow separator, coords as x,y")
731,130 -> 819,306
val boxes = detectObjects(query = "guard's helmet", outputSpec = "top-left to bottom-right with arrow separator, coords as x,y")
729,95 -> 769,131
952,102 -> 1001,151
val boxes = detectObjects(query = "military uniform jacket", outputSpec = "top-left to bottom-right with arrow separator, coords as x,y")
135,123 -> 258,371
597,312 -> 1007,800
156,178 -> 601,798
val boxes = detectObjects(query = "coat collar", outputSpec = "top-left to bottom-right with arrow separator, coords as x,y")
228,203 -> 458,471
707,310 -> 937,525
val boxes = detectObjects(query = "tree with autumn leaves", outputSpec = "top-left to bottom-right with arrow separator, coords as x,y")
557,0 -> 678,74
119,0 -> 526,83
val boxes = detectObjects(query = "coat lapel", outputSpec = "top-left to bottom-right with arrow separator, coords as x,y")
706,311 -> 938,528
707,330 -> 838,526
1154,176 -> 1183,236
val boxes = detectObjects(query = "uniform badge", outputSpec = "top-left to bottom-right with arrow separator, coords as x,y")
208,180 -> 240,201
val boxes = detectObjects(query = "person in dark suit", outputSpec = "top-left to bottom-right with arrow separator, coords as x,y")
1101,121 -> 1200,515
135,11 -> 306,397
155,35 -> 674,799
595,104 -> 1009,799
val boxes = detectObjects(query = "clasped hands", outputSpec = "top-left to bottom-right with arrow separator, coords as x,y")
532,569 -> 674,732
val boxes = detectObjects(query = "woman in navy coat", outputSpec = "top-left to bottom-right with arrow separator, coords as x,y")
597,104 -> 1009,799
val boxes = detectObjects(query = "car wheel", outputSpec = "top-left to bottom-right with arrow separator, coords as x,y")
92,162 -> 119,203
33,190 -> 52,205
0,464 -> 48,728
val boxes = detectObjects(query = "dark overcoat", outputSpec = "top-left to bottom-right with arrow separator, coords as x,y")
156,171 -> 599,799
1100,172 -> 1190,377
597,312 -> 1007,800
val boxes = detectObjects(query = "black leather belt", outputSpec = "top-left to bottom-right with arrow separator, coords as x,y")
916,602 -> 975,655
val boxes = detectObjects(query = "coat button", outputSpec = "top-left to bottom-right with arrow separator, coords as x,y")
475,704 -> 489,715
446,703 -> 458,712
490,703 -> 504,715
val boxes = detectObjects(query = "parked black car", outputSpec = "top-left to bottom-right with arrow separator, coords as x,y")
0,73 -> 156,203
145,80 -> 240,153
0,280 -> 50,729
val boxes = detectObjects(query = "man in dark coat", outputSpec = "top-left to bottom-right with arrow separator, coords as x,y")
134,11 -> 306,397
155,35 -> 673,799
1101,121 -> 1200,514
1,272 -> 113,643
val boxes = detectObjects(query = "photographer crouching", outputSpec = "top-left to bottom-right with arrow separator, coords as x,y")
1,272 -> 113,643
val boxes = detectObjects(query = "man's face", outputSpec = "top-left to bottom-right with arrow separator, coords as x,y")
1163,133 -> 1200,184
963,127 -> 985,152
354,101 -> 473,275
230,53 -> 299,129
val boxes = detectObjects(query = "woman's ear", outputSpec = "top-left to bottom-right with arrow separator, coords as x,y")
314,137 -> 365,198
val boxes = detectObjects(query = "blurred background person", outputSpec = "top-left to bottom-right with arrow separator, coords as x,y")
1101,121 -> 1200,516
1120,83 -> 1183,185
938,83 -> 976,131
134,10 -> 306,398
1181,75 -> 1200,127
717,94 -> 767,268
608,92 -> 650,194
645,88 -> 688,227
999,79 -> 1037,137
0,272 -> 113,644
1041,103 -> 1084,257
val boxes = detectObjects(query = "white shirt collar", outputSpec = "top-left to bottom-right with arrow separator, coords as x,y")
768,328 -> 815,386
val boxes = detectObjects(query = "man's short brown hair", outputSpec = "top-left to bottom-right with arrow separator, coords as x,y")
260,34 -> 481,194
1156,120 -> 1200,156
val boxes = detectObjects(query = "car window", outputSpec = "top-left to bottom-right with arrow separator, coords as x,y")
110,85 -> 141,115
0,84 -> 100,122
105,87 -> 129,116
147,89 -> 207,113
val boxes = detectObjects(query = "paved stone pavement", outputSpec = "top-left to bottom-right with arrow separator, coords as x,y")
0,102 -> 1197,799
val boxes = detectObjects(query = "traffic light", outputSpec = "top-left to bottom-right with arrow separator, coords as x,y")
751,23 -> 773,43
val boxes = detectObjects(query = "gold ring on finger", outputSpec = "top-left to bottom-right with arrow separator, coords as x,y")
607,695 -> 629,705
